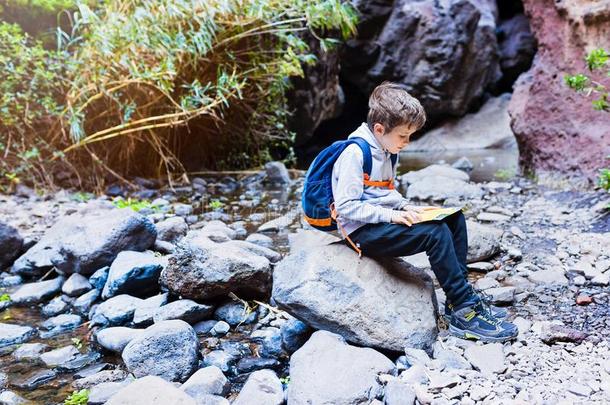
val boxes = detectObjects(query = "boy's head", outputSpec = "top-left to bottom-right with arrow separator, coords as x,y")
367,81 -> 426,154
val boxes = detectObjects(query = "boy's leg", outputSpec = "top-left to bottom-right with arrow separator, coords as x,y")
347,221 -> 474,307
441,211 -> 468,277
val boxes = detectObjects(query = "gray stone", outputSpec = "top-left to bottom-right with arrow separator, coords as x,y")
12,208 -> 156,276
180,366 -> 230,398
485,286 -> 516,305
264,161 -> 292,185
11,369 -> 57,390
12,343 -> 48,361
153,299 -> 214,324
287,330 -> 395,404
95,327 -> 144,353
272,232 -> 438,352
89,266 -> 109,290
0,390 -> 27,405
88,380 -> 133,405
160,232 -> 273,300
467,262 -> 495,272
122,320 -> 199,382
62,273 -> 92,297
106,376 -> 196,405
280,317 -> 312,354
477,212 -> 511,222
0,222 -> 23,270
73,289 -> 100,314
232,369 -> 283,405
133,293 -> 169,327
102,251 -> 165,299
10,277 -> 63,305
466,221 -> 503,262
251,327 -> 284,357
527,270 -> 568,286
155,216 -> 188,243
384,379 -> 416,405
73,370 -> 129,390
464,343 -> 506,375
213,300 -> 257,326
432,344 -> 471,371
404,348 -> 431,367
40,313 -> 82,337
245,233 -> 274,249
90,294 -> 143,327
401,165 -> 470,185
40,345 -> 79,367
0,323 -> 36,348
209,321 -> 230,337
41,296 -> 69,317
406,176 -> 483,202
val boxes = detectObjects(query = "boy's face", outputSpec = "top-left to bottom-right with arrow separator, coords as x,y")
372,123 -> 417,154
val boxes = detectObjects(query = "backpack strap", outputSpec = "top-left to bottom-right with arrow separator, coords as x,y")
349,137 -> 397,189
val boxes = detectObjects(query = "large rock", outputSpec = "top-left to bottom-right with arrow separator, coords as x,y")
12,208 -> 156,276
0,323 -> 36,348
407,95 -> 517,151
10,277 -> 64,305
508,0 -> 610,180
341,0 -> 500,123
272,231 -> 438,352
287,330 -> 395,404
160,231 -> 273,300
122,320 -> 199,382
90,294 -> 144,327
0,222 -> 23,270
106,376 -> 196,405
497,13 -> 536,88
102,251 -> 165,299
406,176 -> 484,201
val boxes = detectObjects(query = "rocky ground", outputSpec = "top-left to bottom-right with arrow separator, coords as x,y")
0,160 -> 608,405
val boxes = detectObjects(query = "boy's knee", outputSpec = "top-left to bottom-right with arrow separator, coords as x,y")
428,222 -> 452,244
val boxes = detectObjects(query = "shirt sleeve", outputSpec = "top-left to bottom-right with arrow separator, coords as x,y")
333,145 -> 399,223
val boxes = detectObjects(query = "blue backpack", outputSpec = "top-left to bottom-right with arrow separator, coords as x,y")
301,137 -> 398,236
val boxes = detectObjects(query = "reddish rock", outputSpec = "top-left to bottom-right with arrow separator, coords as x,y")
576,295 -> 593,305
508,0 -> 610,181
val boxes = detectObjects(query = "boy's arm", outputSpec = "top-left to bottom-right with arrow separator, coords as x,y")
333,145 -> 399,223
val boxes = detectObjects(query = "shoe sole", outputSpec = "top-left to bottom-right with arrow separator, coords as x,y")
448,324 -> 518,343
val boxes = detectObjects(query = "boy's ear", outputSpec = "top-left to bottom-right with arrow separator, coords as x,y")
373,123 -> 386,136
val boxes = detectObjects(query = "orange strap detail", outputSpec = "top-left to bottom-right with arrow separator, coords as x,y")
303,214 -> 332,227
362,173 -> 395,189
330,202 -> 362,258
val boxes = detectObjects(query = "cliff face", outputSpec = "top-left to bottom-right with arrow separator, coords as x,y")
508,0 -> 610,181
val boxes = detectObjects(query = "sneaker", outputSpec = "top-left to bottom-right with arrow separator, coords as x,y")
443,298 -> 507,322
449,301 -> 518,343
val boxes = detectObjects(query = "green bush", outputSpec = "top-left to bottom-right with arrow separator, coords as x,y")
0,0 -> 357,191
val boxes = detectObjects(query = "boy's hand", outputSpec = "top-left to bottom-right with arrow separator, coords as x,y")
391,209 -> 421,226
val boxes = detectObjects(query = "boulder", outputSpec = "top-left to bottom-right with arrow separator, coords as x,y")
101,251 -> 165,299
160,231 -> 273,300
132,294 -> 169,327
287,330 -> 395,404
180,366 -> 230,399
12,208 -> 156,276
155,217 -> 188,243
341,0 -> 500,123
106,376 -> 196,405
400,164 -> 470,185
508,0 -> 610,180
272,231 -> 438,352
0,222 -> 23,270
406,176 -> 484,201
62,273 -> 93,297
122,320 -> 199,382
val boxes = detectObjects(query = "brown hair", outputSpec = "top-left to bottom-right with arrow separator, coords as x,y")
367,81 -> 426,133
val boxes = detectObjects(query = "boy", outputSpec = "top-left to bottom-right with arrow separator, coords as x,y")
331,81 -> 517,342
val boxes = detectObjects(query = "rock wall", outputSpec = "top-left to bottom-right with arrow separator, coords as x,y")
508,0 -> 610,180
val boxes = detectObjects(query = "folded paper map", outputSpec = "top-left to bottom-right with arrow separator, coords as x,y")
415,207 -> 463,223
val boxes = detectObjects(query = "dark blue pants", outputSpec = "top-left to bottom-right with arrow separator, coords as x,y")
345,210 -> 474,307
